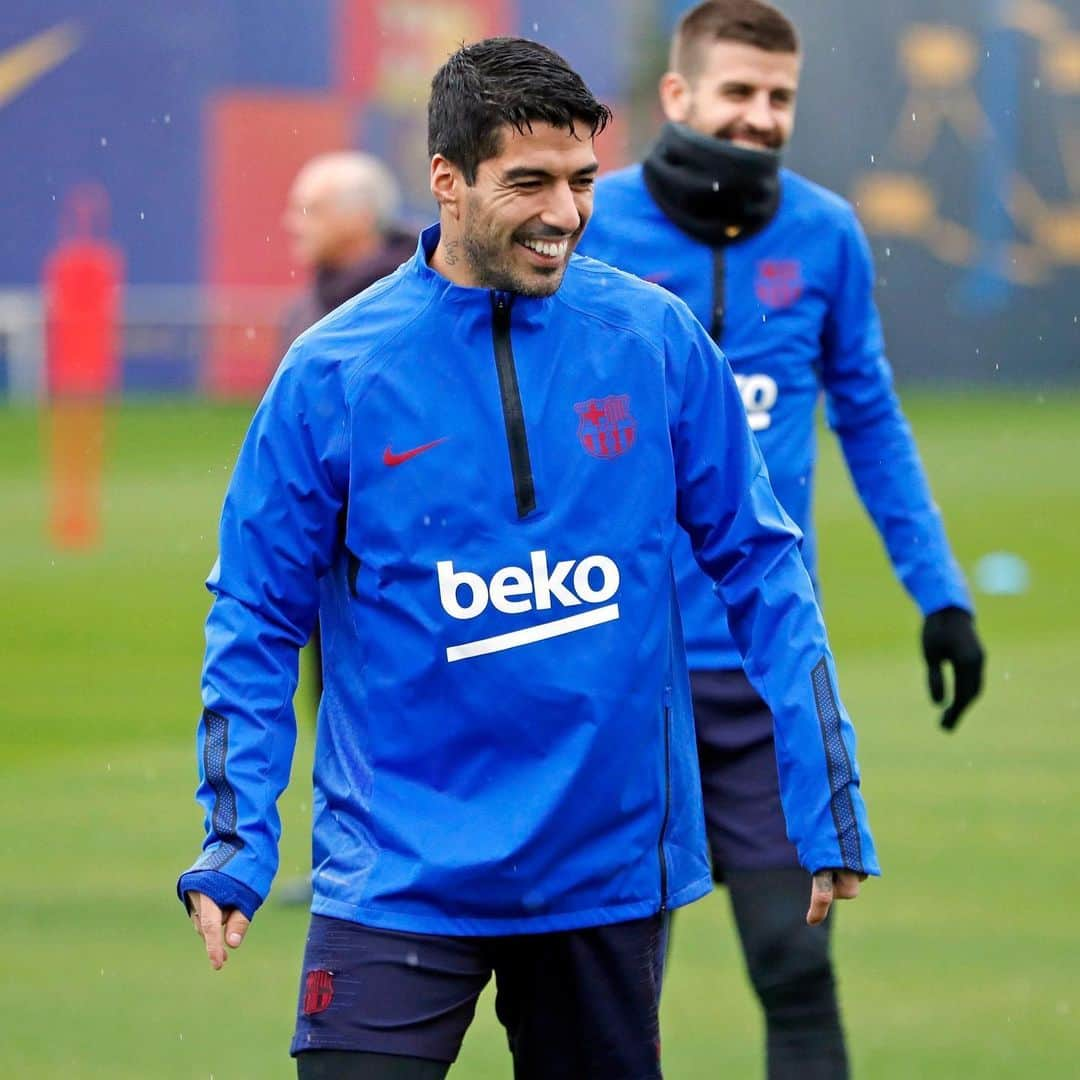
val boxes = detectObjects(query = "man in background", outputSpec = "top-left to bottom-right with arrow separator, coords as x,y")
580,2 -> 984,1076
282,151 -> 416,351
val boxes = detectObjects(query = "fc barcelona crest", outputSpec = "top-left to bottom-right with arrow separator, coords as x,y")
303,969 -> 335,1015
575,395 -> 636,459
755,260 -> 803,308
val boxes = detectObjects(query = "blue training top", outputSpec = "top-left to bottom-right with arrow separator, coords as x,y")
179,225 -> 879,934
580,165 -> 971,672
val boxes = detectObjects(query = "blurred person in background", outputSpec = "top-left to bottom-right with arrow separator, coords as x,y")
580,1 -> 985,1076
282,151 -> 416,353
179,36 -> 878,1080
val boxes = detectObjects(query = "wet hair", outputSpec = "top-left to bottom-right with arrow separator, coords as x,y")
671,0 -> 800,79
428,36 -> 612,184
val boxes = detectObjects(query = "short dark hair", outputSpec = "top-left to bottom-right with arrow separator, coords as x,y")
671,0 -> 800,78
428,37 -> 612,184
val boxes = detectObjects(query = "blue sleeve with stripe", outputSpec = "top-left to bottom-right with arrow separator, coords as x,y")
822,212 -> 971,616
178,341 -> 349,909
667,299 -> 879,876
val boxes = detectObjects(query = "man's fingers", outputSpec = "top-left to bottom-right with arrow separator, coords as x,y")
807,870 -> 865,924
224,908 -> 250,950
195,895 -> 227,970
806,870 -> 834,926
833,870 -> 862,900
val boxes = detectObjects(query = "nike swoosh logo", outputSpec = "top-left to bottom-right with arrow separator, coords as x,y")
0,23 -> 81,111
383,438 -> 448,467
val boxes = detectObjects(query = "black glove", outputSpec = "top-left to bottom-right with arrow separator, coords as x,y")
921,606 -> 985,731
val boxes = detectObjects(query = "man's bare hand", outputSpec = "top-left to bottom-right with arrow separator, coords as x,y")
187,891 -> 250,970
806,869 -> 866,926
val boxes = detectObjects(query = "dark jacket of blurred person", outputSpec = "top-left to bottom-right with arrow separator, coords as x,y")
280,151 -> 416,350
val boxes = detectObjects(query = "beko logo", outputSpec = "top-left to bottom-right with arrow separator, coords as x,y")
437,550 -> 621,662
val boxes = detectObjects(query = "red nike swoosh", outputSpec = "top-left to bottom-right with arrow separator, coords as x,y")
382,438 -> 448,467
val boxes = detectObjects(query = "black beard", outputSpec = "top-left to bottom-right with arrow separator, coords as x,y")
461,202 -> 574,297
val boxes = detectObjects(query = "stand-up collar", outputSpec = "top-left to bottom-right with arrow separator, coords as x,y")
642,123 -> 782,247
410,223 -> 557,324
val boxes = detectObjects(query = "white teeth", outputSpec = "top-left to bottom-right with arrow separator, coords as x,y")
522,238 -> 568,258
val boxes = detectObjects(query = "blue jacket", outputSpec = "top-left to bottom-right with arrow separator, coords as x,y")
580,166 -> 972,671
179,225 -> 878,935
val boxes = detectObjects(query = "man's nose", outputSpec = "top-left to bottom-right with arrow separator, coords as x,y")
539,182 -> 581,234
745,91 -> 776,132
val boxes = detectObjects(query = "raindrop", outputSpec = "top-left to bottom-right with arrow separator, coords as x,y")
712,180 -> 719,191
245,326 -> 256,341
1033,78 -> 1041,90
532,22 -> 539,31
100,136 -> 108,147
139,211 -> 145,221
164,113 -> 171,124
869,153 -> 875,164
884,247 -> 891,257
911,112 -> 916,123
405,950 -> 419,966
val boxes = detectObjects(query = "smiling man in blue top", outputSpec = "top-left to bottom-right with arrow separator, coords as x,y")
178,35 -> 877,1080
579,2 -> 985,1077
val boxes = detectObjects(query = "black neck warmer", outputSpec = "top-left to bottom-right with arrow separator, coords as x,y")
642,123 -> 782,247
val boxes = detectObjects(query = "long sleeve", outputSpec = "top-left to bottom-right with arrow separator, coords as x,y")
179,342 -> 350,908
822,213 -> 971,616
667,301 -> 879,875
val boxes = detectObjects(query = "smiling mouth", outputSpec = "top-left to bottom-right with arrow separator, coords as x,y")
517,236 -> 570,260
720,131 -> 780,150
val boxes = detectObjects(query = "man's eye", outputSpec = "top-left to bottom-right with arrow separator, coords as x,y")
515,181 -> 542,191
572,178 -> 595,190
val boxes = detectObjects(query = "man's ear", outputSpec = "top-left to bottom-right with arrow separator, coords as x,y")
658,71 -> 692,123
430,154 -> 463,218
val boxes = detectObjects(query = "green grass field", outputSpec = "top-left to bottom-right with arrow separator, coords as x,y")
2,392 -> 1078,1078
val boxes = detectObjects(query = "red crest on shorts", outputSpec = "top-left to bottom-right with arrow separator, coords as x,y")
755,260 -> 803,308
303,969 -> 334,1015
575,395 -> 636,459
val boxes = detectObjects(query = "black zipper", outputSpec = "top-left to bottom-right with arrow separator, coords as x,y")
710,247 -> 726,343
490,291 -> 536,518
657,704 -> 672,912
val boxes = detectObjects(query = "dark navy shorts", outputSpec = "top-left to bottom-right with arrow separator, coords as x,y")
291,913 -> 665,1077
692,668 -> 801,879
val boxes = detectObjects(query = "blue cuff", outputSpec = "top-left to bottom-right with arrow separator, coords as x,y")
177,870 -> 261,921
